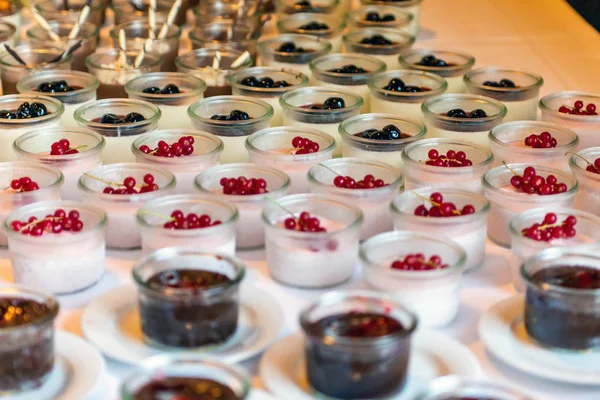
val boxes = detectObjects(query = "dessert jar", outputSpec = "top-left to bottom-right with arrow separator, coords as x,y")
112,0 -> 187,26
34,0 -> 105,28
402,138 -> 493,193
109,21 -> 181,73
0,162 -> 63,247
78,163 -> 176,250
17,70 -> 99,128
483,164 -> 578,248
391,188 -> 489,272
86,49 -> 163,100
339,113 -> 426,170
539,91 -> 600,151
281,87 -> 363,156
422,94 -> 507,148
342,28 -> 414,69
137,194 -> 238,255
399,49 -> 475,93
193,0 -> 261,34
347,5 -> 413,33
120,356 -> 252,400
309,53 -> 386,113
246,127 -> 334,194
257,34 -> 332,79
522,248 -> 600,350
464,67 -> 544,122
262,194 -> 362,288
0,286 -> 59,392
275,0 -> 340,16
419,376 -> 534,400
0,45 -> 73,95
13,128 -> 104,201
0,21 -> 16,48
125,73 -> 206,131
368,69 -> 448,122
308,158 -> 402,240
508,207 -> 600,292
362,231 -> 466,327
132,130 -> 223,194
277,13 -> 346,53
175,48 -> 253,98
570,147 -> 600,215
188,96 -> 273,164
189,21 -> 260,63
359,0 -> 422,36
0,95 -> 64,162
230,67 -> 309,127
132,248 -> 245,348
5,200 -> 107,294
195,163 -> 290,250
74,99 -> 161,164
300,291 -> 417,399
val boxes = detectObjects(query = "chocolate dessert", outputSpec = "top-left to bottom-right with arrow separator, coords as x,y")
132,377 -> 241,400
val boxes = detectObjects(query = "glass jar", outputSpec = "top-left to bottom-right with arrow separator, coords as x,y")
0,21 -> 16,48
193,0 -> 262,33
347,5 -> 413,33
34,0 -> 106,27
277,13 -> 347,53
359,0 -> 422,36
111,0 -> 187,26
275,0 -> 340,15
189,21 -> 259,63
343,28 -> 414,69
418,376 -> 534,400
570,147 -> 600,215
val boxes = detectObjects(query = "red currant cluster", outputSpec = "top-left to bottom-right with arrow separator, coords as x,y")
332,174 -> 386,189
11,209 -> 83,236
425,149 -> 473,167
139,136 -> 195,158
413,192 -> 476,218
163,210 -> 221,230
219,176 -> 268,195
522,213 -> 577,242
292,136 -> 320,155
9,176 -> 39,193
558,100 -> 597,115
508,165 -> 567,195
585,157 -> 600,174
391,253 -> 449,271
524,131 -> 557,148
101,174 -> 159,194
50,138 -> 84,155
284,211 -> 327,232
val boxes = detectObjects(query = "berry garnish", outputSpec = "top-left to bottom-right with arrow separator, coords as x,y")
37,80 -> 76,93
240,76 -> 291,88
292,136 -> 320,154
10,208 -> 84,236
569,152 -> 600,175
277,42 -> 307,53
424,149 -> 473,167
284,210 -> 327,232
328,64 -> 368,73
219,176 -> 268,195
210,110 -> 250,121
0,102 -> 49,119
365,12 -> 395,22
416,54 -> 452,67
483,79 -> 517,88
558,100 -> 598,115
504,163 -> 567,195
295,0 -> 312,7
412,191 -> 476,217
84,173 -> 159,194
355,124 -> 407,140
446,108 -> 487,118
6,176 -> 39,193
138,136 -> 195,158
322,164 -> 387,189
391,253 -> 449,270
299,21 -> 329,30
142,84 -> 181,94
50,138 -> 87,155
360,34 -> 394,45
98,112 -> 146,124
163,210 -> 221,229
382,77 -> 431,93
521,212 -> 577,242
305,97 -> 345,110
524,131 -> 557,148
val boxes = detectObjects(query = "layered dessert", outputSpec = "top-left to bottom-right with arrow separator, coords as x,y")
569,147 -> 600,215
347,5 -> 413,32
343,27 -> 414,69
277,12 -> 346,52
34,0 -> 105,27
189,21 -> 260,65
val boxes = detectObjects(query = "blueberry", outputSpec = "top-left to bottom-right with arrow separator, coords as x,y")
16,102 -> 32,118
228,110 -> 250,120
124,112 -> 145,123
296,0 -> 311,5
468,109 -> 487,118
160,84 -> 180,94
100,113 -> 122,124
365,12 -> 381,21
446,108 -> 467,118
211,114 -> 228,120
369,130 -> 386,140
499,79 -> 516,88
383,78 -> 406,91
299,21 -> 329,30
240,76 -> 259,87
259,77 -> 275,88
54,80 -> 68,91
143,86 -> 162,94
0,110 -> 16,119
417,54 -> 448,67
483,81 -> 500,87
37,82 -> 54,93
278,42 -> 301,52
329,64 -> 367,74
29,102 -> 47,117
273,80 -> 291,87
381,13 -> 395,21
382,124 -> 401,139
360,128 -> 379,138
323,97 -> 345,109
361,34 -> 393,45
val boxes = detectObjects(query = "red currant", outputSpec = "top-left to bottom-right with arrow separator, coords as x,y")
522,212 -> 577,242
425,148 -> 473,167
219,176 -> 269,195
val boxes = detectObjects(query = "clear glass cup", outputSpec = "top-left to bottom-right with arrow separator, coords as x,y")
359,0 -> 422,36
391,187 -> 490,272
86,49 -> 163,100
111,0 -> 187,26
422,94 -> 507,148
483,163 -> 578,247
125,72 -> 206,131
193,0 -> 262,32
0,285 -> 59,393
175,48 -> 253,98
300,291 -> 417,399
246,126 -> 335,194
275,0 -> 340,15
0,45 -> 73,95
136,194 -> 238,255
16,70 -> 99,128
78,163 -> 176,249
0,21 -> 16,48
308,158 -> 402,240
5,200 -> 107,294
230,66 -> 309,127
489,121 -> 578,171
418,376 -> 534,400
342,28 -> 414,69
277,13 -> 347,53
195,163 -> 290,250
570,147 -> 600,215
402,138 -> 493,193
539,91 -> 600,151
74,98 -> 161,164
399,48 -> 475,93
132,248 -> 245,348
368,69 -> 448,122
109,21 -> 181,73
13,128 -> 104,200
132,129 -> 223,194
280,87 -> 363,156
188,95 -> 273,163
189,21 -> 259,63
362,230 -> 466,327
34,0 -> 106,28
347,5 -> 413,33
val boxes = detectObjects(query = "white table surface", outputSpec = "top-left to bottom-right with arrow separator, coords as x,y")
7,0 -> 600,399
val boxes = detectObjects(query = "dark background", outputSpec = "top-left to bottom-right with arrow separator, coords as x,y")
569,0 -> 600,30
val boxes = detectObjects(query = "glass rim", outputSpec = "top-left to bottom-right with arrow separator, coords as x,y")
124,72 -> 207,100
422,93 -> 507,123
309,53 -> 387,81
508,206 -> 600,240
342,27 -> 415,49
73,98 -> 162,129
229,67 -> 310,95
16,69 -> 100,100
187,96 -> 274,126
539,90 -> 600,121
0,94 -> 65,125
277,12 -> 348,35
26,20 -> 99,40
569,146 -> 600,176
401,138 -> 494,173
13,127 -> 106,160
0,44 -> 73,68
279,86 -> 364,114
464,67 -> 544,94
257,33 -> 333,55
0,285 -> 59,333
398,48 -> 475,74
85,48 -> 163,71
367,69 -> 448,99
175,48 -> 253,71
245,126 -> 336,160
131,129 -> 224,164
489,121 -> 579,153
109,20 -> 182,41
420,376 -> 534,400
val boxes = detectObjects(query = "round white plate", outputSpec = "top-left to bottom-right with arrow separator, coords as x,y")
479,294 -> 600,386
9,330 -> 106,400
259,331 -> 481,400
81,284 -> 284,365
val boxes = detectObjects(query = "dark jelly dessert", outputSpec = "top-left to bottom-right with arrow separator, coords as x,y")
132,377 -> 241,400
299,21 -> 329,30
240,76 -> 291,88
303,97 -> 345,110
365,12 -> 395,22
446,108 -> 487,118
210,110 -> 251,121
0,102 -> 49,119
361,34 -> 394,45
94,113 -> 146,124
328,64 -> 367,73
142,84 -> 181,94
383,78 -> 431,92
417,54 -> 454,67
355,124 -> 408,140
277,42 -> 308,53
36,80 -> 79,93
483,79 -> 517,88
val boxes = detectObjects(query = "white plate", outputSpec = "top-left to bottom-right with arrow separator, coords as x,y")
9,331 -> 106,400
259,331 -> 481,400
81,284 -> 284,365
478,294 -> 600,386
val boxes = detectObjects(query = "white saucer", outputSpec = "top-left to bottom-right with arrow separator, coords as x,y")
81,284 -> 284,365
259,331 -> 481,400
9,331 -> 106,400
479,295 -> 600,386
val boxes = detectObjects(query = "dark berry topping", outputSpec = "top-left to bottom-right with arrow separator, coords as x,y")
524,131 -> 557,148
4,102 -> 49,119
8,176 -> 39,192
296,0 -> 311,6
148,269 -> 231,289
284,211 -> 327,232
383,78 -> 431,92
558,100 -> 598,115
313,312 -> 405,338
100,113 -> 121,124
445,108 -> 488,118
219,176 -> 268,195
356,124 -> 407,140
142,84 -> 180,94
323,97 -> 345,109
139,136 -> 195,158
36,80 -> 76,93
210,110 -> 250,121
391,253 -> 449,271
277,42 -> 307,53
97,113 -> 146,124
299,21 -> 329,30
10,208 -> 84,236
132,377 -> 240,400
365,12 -> 395,22
425,148 -> 473,167
100,174 -> 159,195
124,112 -> 145,123
506,164 -> 568,195
521,212 -> 577,242
413,192 -> 476,217
531,266 -> 600,290
240,76 -> 291,88
483,79 -> 517,88
328,64 -> 367,73
360,34 -> 394,45
0,110 -> 16,119
142,86 -> 161,94
292,136 -> 320,154
0,298 -> 52,328
416,54 -> 451,67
